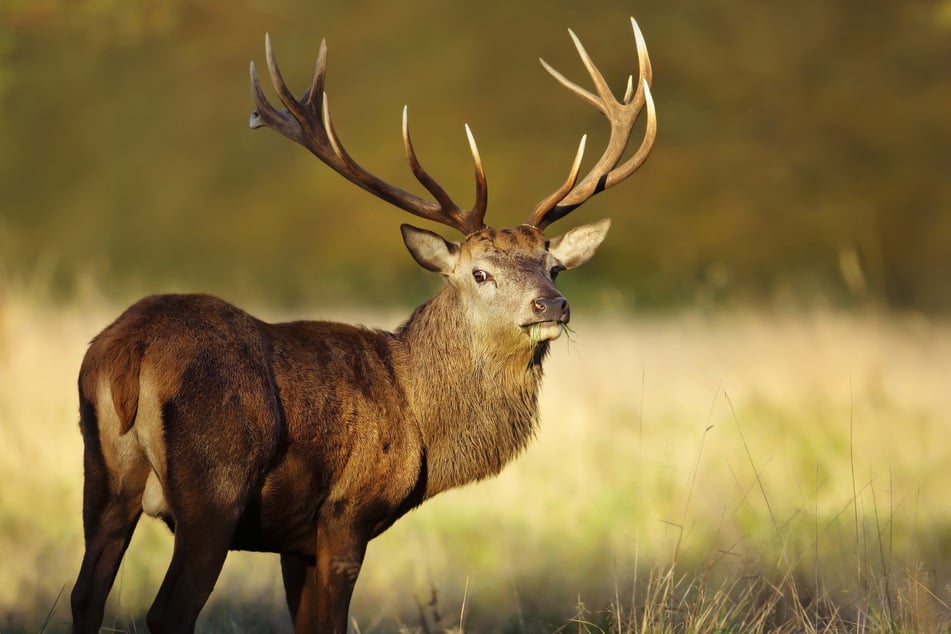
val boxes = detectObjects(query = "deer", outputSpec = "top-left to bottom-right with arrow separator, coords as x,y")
70,17 -> 656,634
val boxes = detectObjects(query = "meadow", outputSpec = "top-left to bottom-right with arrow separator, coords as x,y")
2,288 -> 950,632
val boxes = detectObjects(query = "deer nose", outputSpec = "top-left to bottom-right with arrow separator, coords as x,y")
533,295 -> 570,322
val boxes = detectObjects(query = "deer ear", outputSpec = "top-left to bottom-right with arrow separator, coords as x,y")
401,224 -> 460,274
548,218 -> 611,270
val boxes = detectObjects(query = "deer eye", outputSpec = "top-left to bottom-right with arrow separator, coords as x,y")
472,269 -> 492,285
550,265 -> 566,280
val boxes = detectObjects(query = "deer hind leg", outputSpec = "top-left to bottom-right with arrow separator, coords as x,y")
71,396 -> 147,634
145,397 -> 271,633
145,450 -> 249,634
145,508 -> 239,634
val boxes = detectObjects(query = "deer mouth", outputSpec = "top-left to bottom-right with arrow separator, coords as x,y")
523,320 -> 566,343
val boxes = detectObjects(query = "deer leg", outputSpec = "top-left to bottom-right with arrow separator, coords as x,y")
145,506 -> 238,634
311,521 -> 368,634
70,462 -> 142,634
71,397 -> 146,634
145,450 -> 249,631
280,553 -> 318,633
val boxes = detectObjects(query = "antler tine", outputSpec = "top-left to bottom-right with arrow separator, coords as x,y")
264,34 -> 307,122
528,17 -> 657,230
464,124 -> 489,230
529,135 -> 587,225
402,106 -> 457,212
539,57 -> 602,114
301,38 -> 328,110
605,79 -> 656,189
635,19 -> 653,92
625,18 -> 653,109
567,29 -> 616,114
249,35 -> 487,235
401,108 -> 487,233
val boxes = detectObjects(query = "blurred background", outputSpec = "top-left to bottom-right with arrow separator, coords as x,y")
3,2 -> 951,632
2,0 -> 949,311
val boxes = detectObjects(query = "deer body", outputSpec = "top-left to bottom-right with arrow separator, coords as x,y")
71,18 -> 656,634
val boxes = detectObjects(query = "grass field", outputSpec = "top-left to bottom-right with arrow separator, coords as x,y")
2,289 -> 950,632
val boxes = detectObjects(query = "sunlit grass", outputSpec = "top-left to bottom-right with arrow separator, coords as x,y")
2,288 -> 950,632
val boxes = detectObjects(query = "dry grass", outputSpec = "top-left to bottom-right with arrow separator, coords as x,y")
2,288 -> 950,632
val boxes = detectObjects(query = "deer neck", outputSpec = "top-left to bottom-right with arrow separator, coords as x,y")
395,287 -> 548,498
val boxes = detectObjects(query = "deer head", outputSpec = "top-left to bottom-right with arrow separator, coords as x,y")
400,222 -> 608,351
249,18 -> 655,348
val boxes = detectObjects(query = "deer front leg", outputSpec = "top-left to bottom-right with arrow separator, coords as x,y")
305,520 -> 367,634
281,553 -> 318,633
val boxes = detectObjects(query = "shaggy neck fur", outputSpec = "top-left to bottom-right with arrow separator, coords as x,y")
395,285 -> 549,498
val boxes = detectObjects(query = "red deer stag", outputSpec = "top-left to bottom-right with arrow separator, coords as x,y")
71,17 -> 656,634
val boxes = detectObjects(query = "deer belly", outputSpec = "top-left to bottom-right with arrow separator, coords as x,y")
224,463 -> 324,554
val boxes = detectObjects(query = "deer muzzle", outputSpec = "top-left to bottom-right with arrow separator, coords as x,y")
522,295 -> 570,343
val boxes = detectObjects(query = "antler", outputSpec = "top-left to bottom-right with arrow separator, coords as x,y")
527,17 -> 657,230
250,35 -> 488,235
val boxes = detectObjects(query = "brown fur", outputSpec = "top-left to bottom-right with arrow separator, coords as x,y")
70,222 -> 610,634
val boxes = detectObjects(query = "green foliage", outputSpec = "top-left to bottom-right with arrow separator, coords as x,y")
1,1 -> 950,310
